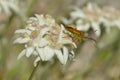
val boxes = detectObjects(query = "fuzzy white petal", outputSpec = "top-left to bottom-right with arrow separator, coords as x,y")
25,46 -> 34,57
36,47 -> 45,61
1,1 -> 10,14
43,46 -> 54,61
70,50 -> 75,55
14,37 -> 30,44
77,24 -> 90,31
15,29 -> 31,34
8,2 -> 19,13
39,38 -> 48,47
76,20 -> 90,31
32,51 -> 38,56
70,8 -> 85,19
34,57 -> 40,67
40,28 -> 49,37
63,47 -> 68,64
112,19 -> 120,29
91,22 -> 101,36
55,49 -> 64,64
27,17 -> 38,23
72,42 -> 77,48
17,49 -> 25,59
61,17 -> 72,24
35,14 -> 45,26
26,26 -> 36,31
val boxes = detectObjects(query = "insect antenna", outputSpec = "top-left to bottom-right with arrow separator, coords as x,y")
83,36 -> 97,44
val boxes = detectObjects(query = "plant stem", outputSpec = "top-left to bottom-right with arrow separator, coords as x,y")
29,61 -> 40,80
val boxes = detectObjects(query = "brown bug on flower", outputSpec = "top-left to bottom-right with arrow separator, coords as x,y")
64,25 -> 96,44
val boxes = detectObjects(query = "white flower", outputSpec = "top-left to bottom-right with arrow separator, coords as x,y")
62,3 -> 120,37
14,14 -> 76,66
0,0 -> 21,15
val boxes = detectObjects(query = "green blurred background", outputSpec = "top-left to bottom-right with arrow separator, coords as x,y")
0,0 -> 120,80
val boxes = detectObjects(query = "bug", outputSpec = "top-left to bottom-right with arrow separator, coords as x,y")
64,25 -> 96,44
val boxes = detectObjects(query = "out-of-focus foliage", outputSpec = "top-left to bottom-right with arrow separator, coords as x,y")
0,0 -> 120,80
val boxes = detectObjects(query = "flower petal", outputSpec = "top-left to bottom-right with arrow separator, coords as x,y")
27,17 -> 38,23
35,14 -> 45,26
40,28 -> 49,37
76,20 -> 90,31
14,37 -> 30,44
55,49 -> 64,64
15,29 -> 31,34
70,8 -> 85,19
43,46 -> 54,61
91,22 -> 101,36
36,47 -> 45,61
17,49 -> 26,59
39,38 -> 48,47
62,47 -> 68,64
32,51 -> 38,56
34,57 -> 40,67
25,46 -> 34,57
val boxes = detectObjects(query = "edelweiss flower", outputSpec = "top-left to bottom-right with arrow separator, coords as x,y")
101,7 -> 120,32
62,3 -> 120,37
0,0 -> 20,14
14,14 -> 76,66
62,3 -> 102,36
